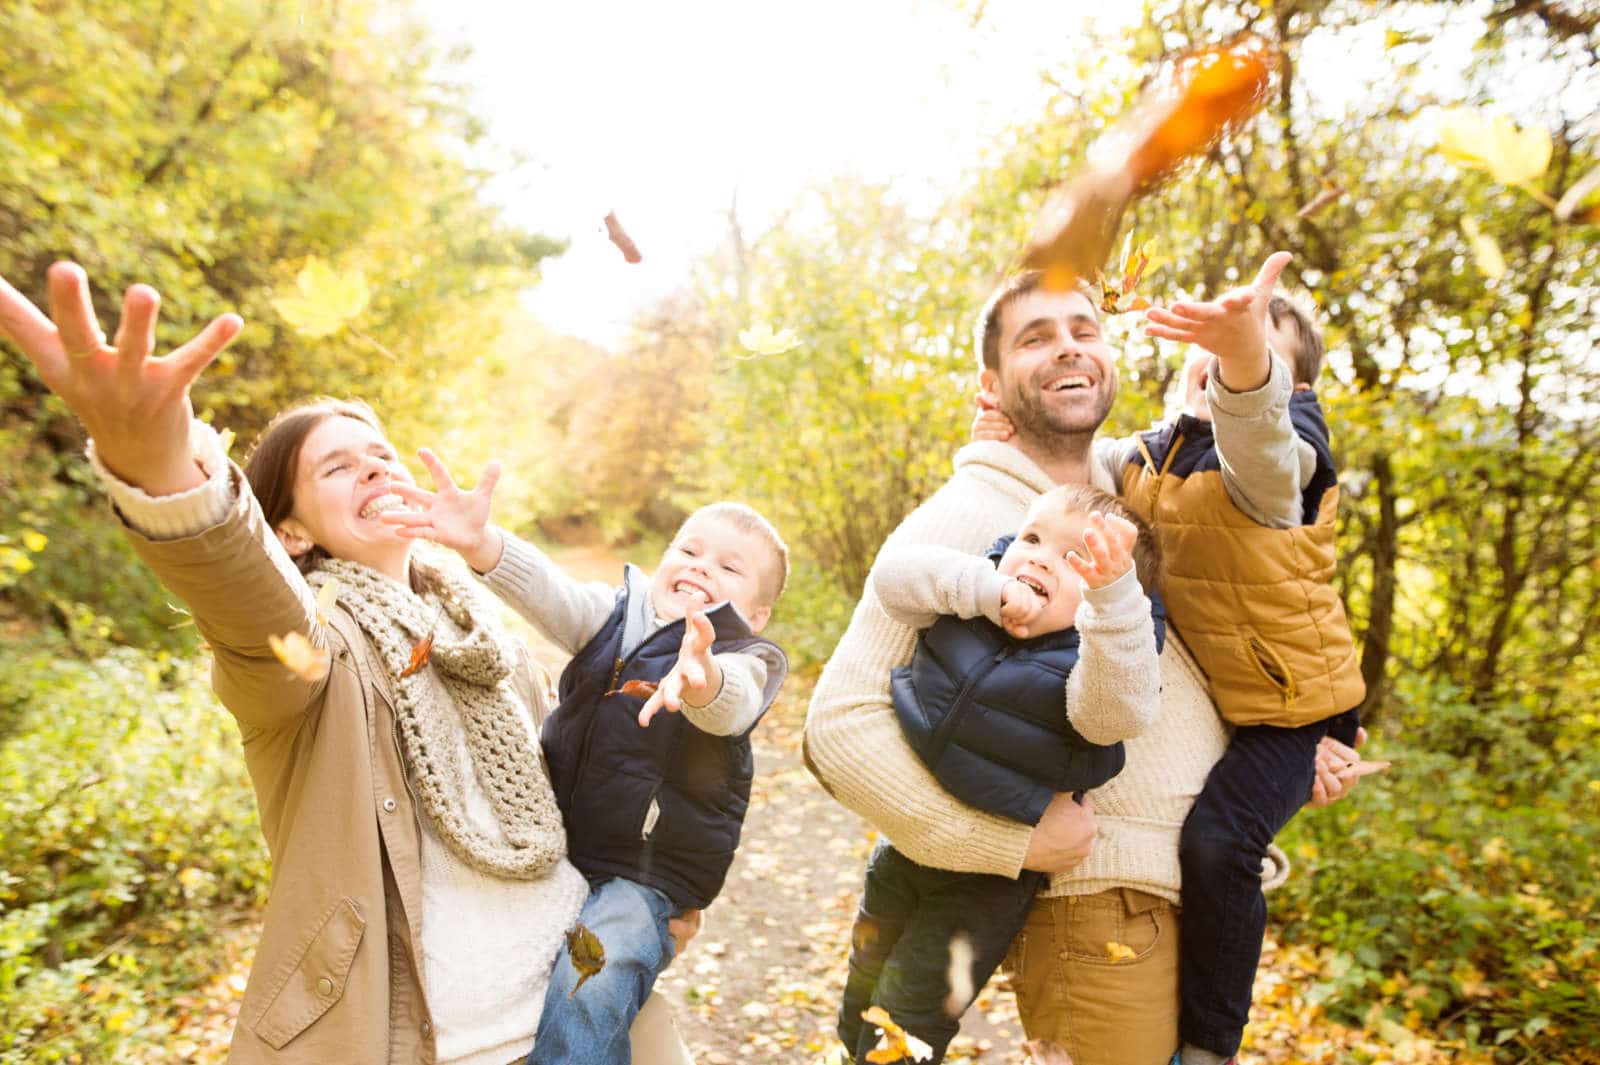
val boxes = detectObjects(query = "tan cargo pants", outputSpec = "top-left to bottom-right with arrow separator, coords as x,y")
1003,888 -> 1181,1065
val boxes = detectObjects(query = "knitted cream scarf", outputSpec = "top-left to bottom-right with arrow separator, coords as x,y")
310,558 -> 565,880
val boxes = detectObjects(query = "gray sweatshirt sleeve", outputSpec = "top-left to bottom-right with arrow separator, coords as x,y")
87,420 -> 235,540
476,529 -> 617,654
1206,355 -> 1318,530
681,650 -> 771,736
1064,568 -> 1163,745
869,543 -> 1012,630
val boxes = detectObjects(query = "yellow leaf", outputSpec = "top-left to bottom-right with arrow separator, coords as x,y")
20,529 -> 47,552
1460,217 -> 1507,280
268,631 -> 330,682
1105,941 -> 1138,962
1437,108 -> 1551,187
270,258 -> 371,338
105,1007 -> 134,1033
862,1005 -> 934,1062
315,578 -> 342,626
737,322 -> 800,357
564,921 -> 606,998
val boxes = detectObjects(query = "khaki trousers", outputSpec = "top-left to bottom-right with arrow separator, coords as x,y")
1003,889 -> 1180,1065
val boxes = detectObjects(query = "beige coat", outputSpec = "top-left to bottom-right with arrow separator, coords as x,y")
123,470 -> 688,1064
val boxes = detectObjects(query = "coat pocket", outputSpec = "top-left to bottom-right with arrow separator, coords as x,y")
247,897 -> 366,1050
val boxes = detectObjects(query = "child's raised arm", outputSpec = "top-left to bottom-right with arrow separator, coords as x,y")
383,449 -> 614,653
1063,512 -> 1164,745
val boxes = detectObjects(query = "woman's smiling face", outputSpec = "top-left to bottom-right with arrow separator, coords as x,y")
276,414 -> 418,579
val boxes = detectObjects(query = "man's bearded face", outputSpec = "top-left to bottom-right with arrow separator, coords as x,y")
987,289 -> 1118,441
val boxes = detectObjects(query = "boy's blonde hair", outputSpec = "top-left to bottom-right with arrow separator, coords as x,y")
676,502 -> 790,607
1029,484 -> 1162,593
1267,293 -> 1325,387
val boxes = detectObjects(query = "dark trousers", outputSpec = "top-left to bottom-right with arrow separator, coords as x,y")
1178,709 -> 1359,1057
838,842 -> 1043,1064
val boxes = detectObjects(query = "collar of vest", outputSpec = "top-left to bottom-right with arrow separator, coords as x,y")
618,563 -> 759,655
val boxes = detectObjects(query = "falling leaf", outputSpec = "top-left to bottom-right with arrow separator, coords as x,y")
400,631 -> 434,678
603,211 -> 643,263
1460,217 -> 1507,280
1094,233 -> 1159,314
606,678 -> 659,699
268,631 -> 329,682
1105,941 -> 1138,962
1296,180 -> 1344,219
943,933 -> 975,1019
270,258 -> 371,338
862,1006 -> 934,1063
315,579 -> 342,626
564,921 -> 606,998
738,323 -> 800,356
20,529 -> 47,552
1436,108 -> 1552,188
1023,33 -> 1277,289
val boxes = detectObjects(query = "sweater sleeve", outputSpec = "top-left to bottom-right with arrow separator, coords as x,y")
1065,569 -> 1163,745
869,543 -> 1012,630
1206,355 -> 1318,529
681,651 -> 767,736
88,419 -> 234,540
804,480 -> 1036,879
476,529 -> 617,654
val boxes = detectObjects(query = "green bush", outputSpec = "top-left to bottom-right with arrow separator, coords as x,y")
0,641 -> 267,1062
1273,672 -> 1600,1061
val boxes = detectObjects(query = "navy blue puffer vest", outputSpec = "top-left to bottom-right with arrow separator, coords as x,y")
542,574 -> 784,910
891,537 -> 1165,826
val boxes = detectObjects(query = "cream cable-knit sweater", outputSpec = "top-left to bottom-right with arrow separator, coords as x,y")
88,421 -> 587,1065
806,440 -> 1238,905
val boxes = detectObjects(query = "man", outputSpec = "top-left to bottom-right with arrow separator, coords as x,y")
805,262 -> 1368,1065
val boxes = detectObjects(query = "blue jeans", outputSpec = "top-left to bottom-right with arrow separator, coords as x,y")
528,876 -> 677,1065
1178,709 -> 1359,1057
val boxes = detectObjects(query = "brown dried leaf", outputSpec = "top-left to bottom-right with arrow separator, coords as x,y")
400,631 -> 434,678
605,679 -> 659,700
564,921 -> 606,998
604,211 -> 642,264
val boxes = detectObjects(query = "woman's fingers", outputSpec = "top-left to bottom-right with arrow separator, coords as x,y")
389,482 -> 436,506
414,447 -> 456,492
164,313 -> 243,388
48,263 -> 106,360
474,460 -> 501,501
379,508 -> 433,528
114,285 -> 161,382
0,273 -> 65,376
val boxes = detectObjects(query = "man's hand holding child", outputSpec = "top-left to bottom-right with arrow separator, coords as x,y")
638,611 -> 724,727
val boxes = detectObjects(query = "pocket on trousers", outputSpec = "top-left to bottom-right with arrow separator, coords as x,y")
1061,895 -> 1163,965
247,898 -> 366,1049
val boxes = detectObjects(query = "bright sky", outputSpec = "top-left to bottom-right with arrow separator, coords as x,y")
417,0 -> 1144,345
414,1 -> 1549,349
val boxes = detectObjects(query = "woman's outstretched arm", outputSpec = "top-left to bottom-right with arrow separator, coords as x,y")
0,263 -> 330,732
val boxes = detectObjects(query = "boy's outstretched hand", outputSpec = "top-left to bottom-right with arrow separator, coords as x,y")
381,447 -> 504,573
1066,511 -> 1140,590
638,610 -> 723,727
1143,250 -> 1291,392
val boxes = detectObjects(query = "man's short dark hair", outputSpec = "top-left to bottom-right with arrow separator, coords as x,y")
1267,294 -> 1325,387
974,270 -> 1098,373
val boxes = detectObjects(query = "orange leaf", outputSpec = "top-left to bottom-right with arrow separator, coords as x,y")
1023,33 -> 1277,288
268,632 -> 329,683
606,679 -> 659,699
400,631 -> 434,678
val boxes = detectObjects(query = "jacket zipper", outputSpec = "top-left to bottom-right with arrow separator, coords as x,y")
927,646 -> 1015,761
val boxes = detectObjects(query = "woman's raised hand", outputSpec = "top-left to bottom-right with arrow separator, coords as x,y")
381,447 -> 505,573
0,263 -> 242,494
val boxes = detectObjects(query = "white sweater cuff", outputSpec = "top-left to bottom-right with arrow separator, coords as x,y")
87,420 -> 234,540
1078,566 -> 1144,622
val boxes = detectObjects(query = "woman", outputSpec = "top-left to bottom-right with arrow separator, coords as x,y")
0,262 -> 695,1064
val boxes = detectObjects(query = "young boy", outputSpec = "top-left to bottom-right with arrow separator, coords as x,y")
395,487 -> 790,1065
837,485 -> 1165,1064
977,253 -> 1365,1065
